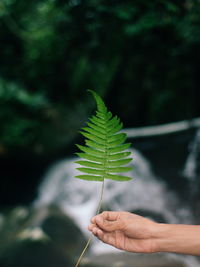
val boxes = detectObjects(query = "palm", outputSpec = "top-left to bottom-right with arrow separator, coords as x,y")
104,228 -> 153,253
89,211 -> 155,253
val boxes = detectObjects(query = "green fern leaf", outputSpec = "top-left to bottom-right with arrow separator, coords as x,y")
76,153 -> 105,163
104,173 -> 132,181
108,143 -> 131,153
108,158 -> 132,166
85,140 -> 104,150
75,175 -> 104,181
75,90 -> 133,182
75,160 -> 104,169
108,152 -> 131,160
89,116 -> 106,128
77,167 -> 105,175
76,144 -> 105,157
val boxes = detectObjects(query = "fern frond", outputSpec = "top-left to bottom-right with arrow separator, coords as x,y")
75,90 -> 133,182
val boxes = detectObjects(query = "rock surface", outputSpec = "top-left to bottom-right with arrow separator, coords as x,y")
81,252 -> 193,267
0,205 -> 86,267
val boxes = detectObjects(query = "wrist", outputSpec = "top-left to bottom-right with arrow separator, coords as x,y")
151,223 -> 200,255
151,223 -> 173,253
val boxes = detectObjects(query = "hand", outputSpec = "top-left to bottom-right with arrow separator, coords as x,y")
88,211 -> 157,253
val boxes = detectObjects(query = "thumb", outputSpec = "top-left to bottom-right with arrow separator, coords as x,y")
95,217 -> 121,232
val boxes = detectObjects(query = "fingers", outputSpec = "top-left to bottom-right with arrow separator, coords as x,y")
96,211 -> 119,222
88,223 -> 116,247
97,232 -> 116,247
90,214 -> 122,232
88,223 -> 104,236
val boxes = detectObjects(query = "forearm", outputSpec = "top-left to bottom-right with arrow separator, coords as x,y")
153,223 -> 200,255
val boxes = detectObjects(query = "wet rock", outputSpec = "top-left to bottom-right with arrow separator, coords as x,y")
0,240 -> 72,267
0,205 -> 86,267
81,252 -> 191,267
41,206 -> 87,259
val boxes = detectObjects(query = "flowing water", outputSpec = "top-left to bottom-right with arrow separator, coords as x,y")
183,128 -> 200,222
184,129 -> 200,182
34,149 -> 189,233
34,129 -> 200,266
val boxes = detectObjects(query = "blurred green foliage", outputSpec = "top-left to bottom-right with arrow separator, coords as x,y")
0,0 -> 200,155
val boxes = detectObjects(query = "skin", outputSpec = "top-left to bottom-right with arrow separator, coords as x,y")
88,211 -> 200,255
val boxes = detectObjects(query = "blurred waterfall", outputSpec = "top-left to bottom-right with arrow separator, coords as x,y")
183,128 -> 200,222
184,129 -> 200,182
34,148 -> 193,237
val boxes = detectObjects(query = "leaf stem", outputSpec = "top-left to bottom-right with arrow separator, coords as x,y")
74,236 -> 92,267
95,178 -> 105,215
74,179 -> 105,267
